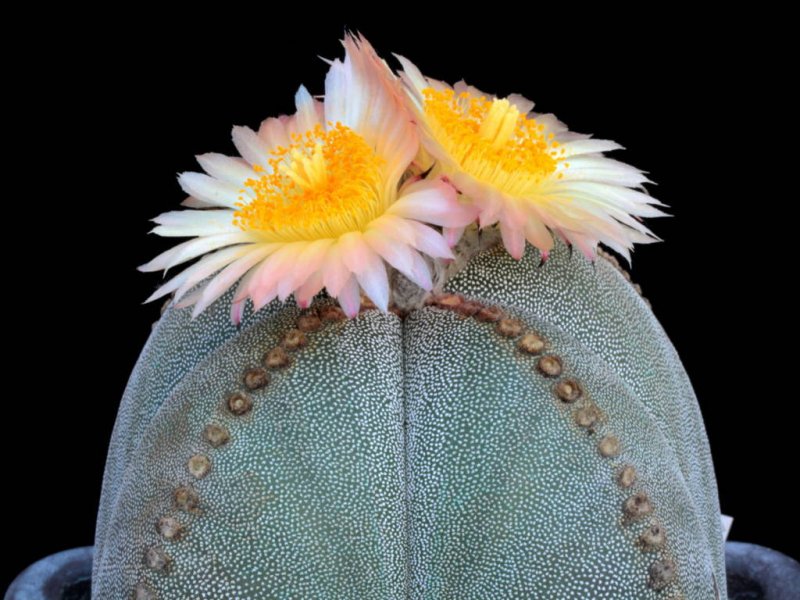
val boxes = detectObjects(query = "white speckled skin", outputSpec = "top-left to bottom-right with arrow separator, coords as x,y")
93,238 -> 726,599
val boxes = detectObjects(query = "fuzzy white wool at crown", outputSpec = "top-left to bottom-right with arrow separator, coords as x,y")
395,53 -> 669,263
139,33 -> 475,323
94,238 -> 726,599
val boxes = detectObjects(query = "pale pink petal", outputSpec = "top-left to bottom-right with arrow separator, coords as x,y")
387,179 -> 477,227
442,226 -> 466,248
321,244 -> 350,297
246,243 -> 305,309
395,53 -> 432,98
232,125 -> 272,169
294,268 -> 325,308
147,245 -> 251,304
177,172 -> 244,209
257,116 -> 291,149
195,153 -> 258,185
151,210 -> 238,237
404,220 -> 455,259
337,231 -> 372,274
293,85 -> 321,133
406,250 -> 434,291
523,209 -> 555,255
367,214 -> 418,245
499,217 -> 526,260
191,246 -> 275,317
230,298 -> 246,326
325,34 -> 418,191
138,232 -> 255,272
336,275 -> 361,318
276,238 -> 334,300
339,231 -> 389,311
363,228 -> 431,290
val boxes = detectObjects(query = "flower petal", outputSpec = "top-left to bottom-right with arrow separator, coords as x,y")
325,33 -> 418,192
339,231 -> 389,311
363,228 -> 433,290
321,244 -> 351,297
387,178 -> 477,227
559,139 -> 624,157
404,220 -> 455,259
294,268 -> 325,309
177,172 -> 245,209
196,153 -> 258,185
232,125 -> 272,169
336,275 -> 361,318
151,210 -> 238,237
138,232 -> 255,272
146,245 -> 252,304
442,226 -> 466,248
276,238 -> 334,301
192,245 -> 275,317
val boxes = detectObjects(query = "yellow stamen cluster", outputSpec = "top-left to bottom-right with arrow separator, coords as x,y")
234,123 -> 385,241
422,88 -> 567,195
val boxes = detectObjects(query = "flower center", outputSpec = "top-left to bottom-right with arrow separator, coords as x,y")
234,123 -> 385,241
422,88 -> 566,196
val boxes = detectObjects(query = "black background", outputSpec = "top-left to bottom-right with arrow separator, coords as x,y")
5,13 -> 793,592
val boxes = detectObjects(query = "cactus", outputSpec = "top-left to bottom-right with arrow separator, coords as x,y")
92,232 -> 727,599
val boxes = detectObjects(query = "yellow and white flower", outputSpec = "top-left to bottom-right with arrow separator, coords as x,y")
140,34 -> 477,322
396,56 -> 669,263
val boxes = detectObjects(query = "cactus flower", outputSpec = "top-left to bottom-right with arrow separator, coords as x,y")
396,54 -> 670,262
139,34 -> 477,323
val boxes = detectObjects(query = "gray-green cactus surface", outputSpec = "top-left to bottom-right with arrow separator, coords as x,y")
93,237 -> 726,599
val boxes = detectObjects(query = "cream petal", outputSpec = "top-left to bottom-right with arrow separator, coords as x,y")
151,210 -> 238,237
196,153 -> 258,185
178,172 -> 245,209
181,196 -> 213,208
561,181 -> 669,210
507,93 -> 535,115
232,125 -> 272,169
138,232 -> 255,272
558,156 -> 653,186
558,138 -> 625,157
531,112 -> 570,134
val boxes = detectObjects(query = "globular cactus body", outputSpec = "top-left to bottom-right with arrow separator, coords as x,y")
93,238 -> 726,599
